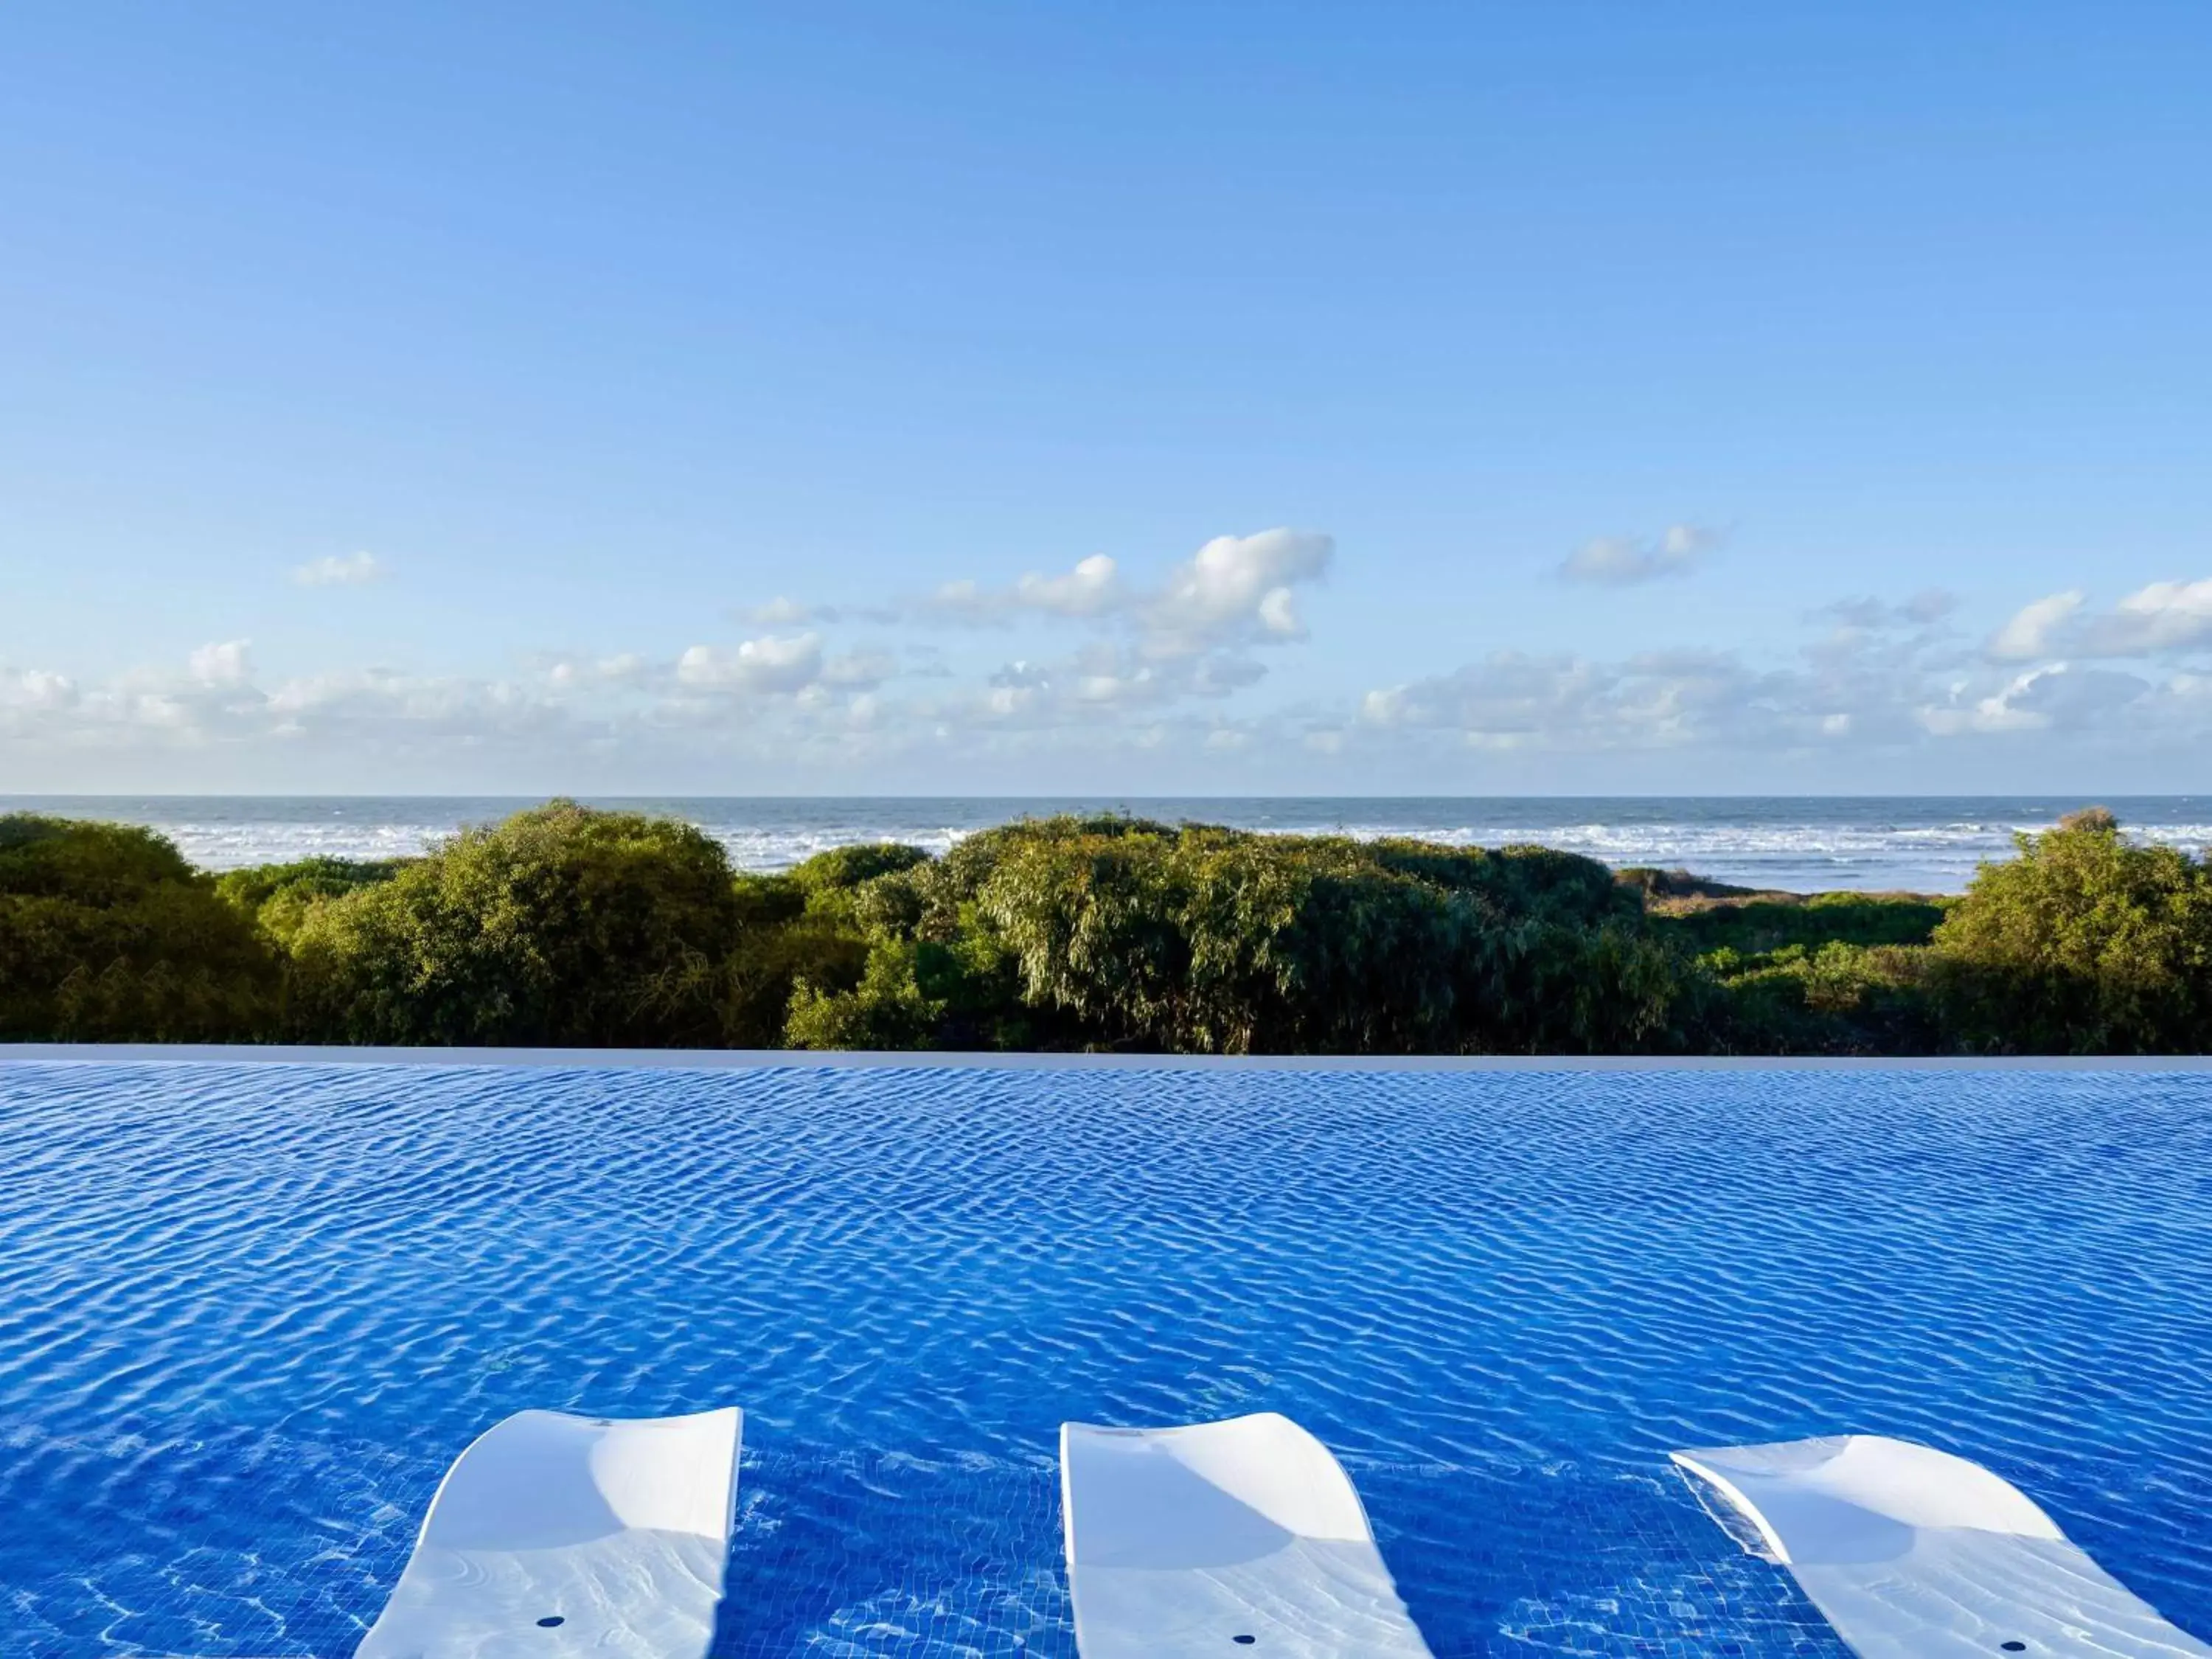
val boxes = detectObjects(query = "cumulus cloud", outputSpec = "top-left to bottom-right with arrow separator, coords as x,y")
189,640 -> 253,686
731,597 -> 900,627
2080,578 -> 2212,656
1985,579 -> 2212,662
544,653 -> 649,689
29,543 -> 2212,785
1360,649 -> 1780,751
1921,664 -> 2150,735
922,552 -> 1127,625
1558,524 -> 1722,586
294,552 -> 386,587
1146,529 -> 1332,650
853,531 -> 1332,657
821,649 -> 899,689
1,669 -> 77,712
1018,553 -> 1123,618
676,633 -> 824,695
1986,591 -> 2084,661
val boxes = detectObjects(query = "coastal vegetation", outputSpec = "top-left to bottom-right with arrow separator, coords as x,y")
1,802 -> 2206,1054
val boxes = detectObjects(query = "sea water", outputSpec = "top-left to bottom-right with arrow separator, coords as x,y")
5,794 -> 2211,892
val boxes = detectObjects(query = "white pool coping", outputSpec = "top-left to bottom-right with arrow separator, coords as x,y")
1,1043 -> 2207,1072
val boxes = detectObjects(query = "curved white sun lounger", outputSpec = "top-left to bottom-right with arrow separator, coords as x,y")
356,1405 -> 743,1659
1672,1434 -> 2212,1659
1060,1411 -> 1433,1658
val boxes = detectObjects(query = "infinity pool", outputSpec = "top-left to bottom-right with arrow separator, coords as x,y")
3,1060 -> 2208,1657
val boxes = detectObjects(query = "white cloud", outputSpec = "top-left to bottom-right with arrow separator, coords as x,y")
738,597 -> 821,627
1017,553 -> 1122,617
1,669 -> 77,710
2081,578 -> 2212,656
734,597 -> 901,627
922,553 -> 1125,625
24,545 -> 2212,788
1360,628 -> 1949,756
293,552 -> 386,587
821,650 -> 899,689
1559,524 -> 1722,586
1819,591 -> 1957,629
189,640 -> 253,686
1146,529 -> 1332,650
676,633 -> 824,695
1986,579 -> 2212,662
1921,669 -> 2053,734
545,653 -> 648,689
1921,663 -> 2150,736
900,531 -> 1330,658
1986,590 -> 2084,661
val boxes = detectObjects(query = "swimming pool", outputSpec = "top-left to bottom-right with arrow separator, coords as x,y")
3,1060 -> 2208,1656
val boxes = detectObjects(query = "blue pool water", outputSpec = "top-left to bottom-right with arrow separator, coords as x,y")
2,1062 -> 2209,1657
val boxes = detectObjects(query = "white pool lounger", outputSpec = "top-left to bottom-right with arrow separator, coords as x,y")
1672,1434 -> 2212,1659
356,1405 -> 743,1659
1060,1412 -> 1433,1658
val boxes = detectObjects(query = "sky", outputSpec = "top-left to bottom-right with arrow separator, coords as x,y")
2,1 -> 2209,795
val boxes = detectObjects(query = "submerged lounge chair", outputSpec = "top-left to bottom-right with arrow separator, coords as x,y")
1672,1434 -> 2212,1659
357,1405 -> 743,1659
1060,1411 -> 1433,1658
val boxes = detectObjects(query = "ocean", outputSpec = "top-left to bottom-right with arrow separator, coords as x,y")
7,794 -> 2209,894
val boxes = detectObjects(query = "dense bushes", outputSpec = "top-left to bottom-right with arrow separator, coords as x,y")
0,815 -> 279,1040
282,802 -> 753,1046
4,801 -> 2208,1054
1929,808 -> 2212,1052
785,819 -> 1694,1054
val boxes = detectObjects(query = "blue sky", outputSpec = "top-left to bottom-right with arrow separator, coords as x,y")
3,1 -> 2209,793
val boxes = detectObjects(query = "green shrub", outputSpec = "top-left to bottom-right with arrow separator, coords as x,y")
20,797 -> 2205,1058
1657,891 -> 1947,956
788,842 -> 932,896
285,801 -> 751,1046
217,855 -> 409,945
785,941 -> 945,1050
0,815 -> 279,1041
1707,939 -> 1941,1054
1931,808 -> 2212,1052
836,816 -> 1696,1054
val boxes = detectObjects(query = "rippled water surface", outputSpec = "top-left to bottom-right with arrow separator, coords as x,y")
3,1062 -> 2209,1657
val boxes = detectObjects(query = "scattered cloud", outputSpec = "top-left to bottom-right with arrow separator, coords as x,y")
1983,578 -> 2212,662
18,530 -> 2212,785
675,633 -> 824,695
293,552 -> 386,587
2080,578 -> 2212,656
1,669 -> 77,712
1018,553 -> 1124,618
1921,664 -> 2151,735
732,597 -> 900,627
1362,648 -> 1785,751
1558,524 -> 1722,587
891,530 -> 1332,657
737,597 -> 822,627
1818,591 -> 1957,630
1987,590 -> 2084,661
189,640 -> 253,686
544,653 -> 649,689
920,555 -> 1124,625
821,649 -> 900,689
1138,529 -> 1332,653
